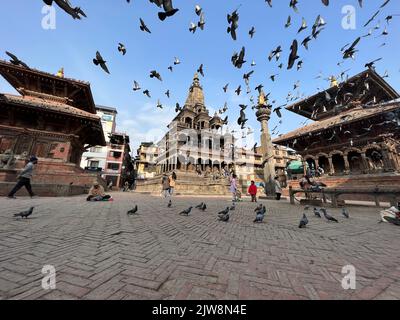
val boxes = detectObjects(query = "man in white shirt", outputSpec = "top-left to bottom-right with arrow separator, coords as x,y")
7,156 -> 38,199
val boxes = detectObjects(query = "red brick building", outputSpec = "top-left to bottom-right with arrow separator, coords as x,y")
0,60 -> 106,196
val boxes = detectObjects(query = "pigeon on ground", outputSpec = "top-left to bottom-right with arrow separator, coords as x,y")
342,208 -> 349,219
321,208 -> 339,223
127,205 -> 138,215
200,203 -> 207,211
254,206 -> 266,223
219,213 -> 230,222
180,207 -> 193,216
218,207 -> 230,216
195,202 -> 204,209
314,207 -> 321,218
299,213 -> 309,228
14,207 -> 34,219
167,200 -> 172,208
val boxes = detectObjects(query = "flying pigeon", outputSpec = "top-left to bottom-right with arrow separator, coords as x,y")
150,0 -> 179,21
93,51 -> 110,74
5,51 -> 30,68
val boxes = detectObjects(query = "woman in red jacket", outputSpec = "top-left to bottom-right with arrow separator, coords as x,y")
248,181 -> 258,202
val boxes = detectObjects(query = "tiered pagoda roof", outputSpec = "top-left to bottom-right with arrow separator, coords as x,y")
274,69 -> 400,146
0,60 -> 97,114
285,69 -> 399,121
0,60 -> 105,146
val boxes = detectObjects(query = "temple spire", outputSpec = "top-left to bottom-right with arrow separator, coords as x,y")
184,72 -> 205,110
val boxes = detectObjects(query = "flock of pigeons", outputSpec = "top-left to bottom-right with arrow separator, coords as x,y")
1,0 -> 396,143
124,200 -> 350,228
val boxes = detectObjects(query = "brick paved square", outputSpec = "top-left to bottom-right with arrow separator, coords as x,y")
0,193 -> 399,300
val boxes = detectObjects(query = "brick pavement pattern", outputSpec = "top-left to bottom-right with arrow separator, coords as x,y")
0,193 -> 400,300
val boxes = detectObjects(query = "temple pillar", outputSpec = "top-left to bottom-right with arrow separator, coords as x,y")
328,156 -> 335,175
302,159 -> 307,176
382,149 -> 395,172
315,158 -> 319,170
361,152 -> 369,173
343,156 -> 350,175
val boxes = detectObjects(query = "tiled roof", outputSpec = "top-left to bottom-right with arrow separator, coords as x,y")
96,105 -> 118,113
0,94 -> 101,121
285,69 -> 400,120
0,59 -> 90,85
273,102 -> 400,144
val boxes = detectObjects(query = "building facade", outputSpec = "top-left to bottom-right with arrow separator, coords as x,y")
104,132 -> 133,187
80,106 -> 133,188
234,145 -> 301,192
136,142 -> 159,179
80,105 -> 117,172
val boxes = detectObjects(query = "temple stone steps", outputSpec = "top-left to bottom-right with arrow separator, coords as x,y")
135,171 -> 231,196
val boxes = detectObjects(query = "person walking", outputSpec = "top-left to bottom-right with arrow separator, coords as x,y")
248,181 -> 258,202
161,174 -> 170,198
7,155 -> 38,199
274,176 -> 282,201
169,172 -> 177,196
230,174 -> 238,203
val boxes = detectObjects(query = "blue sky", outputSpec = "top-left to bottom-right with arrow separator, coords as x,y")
1,0 -> 399,152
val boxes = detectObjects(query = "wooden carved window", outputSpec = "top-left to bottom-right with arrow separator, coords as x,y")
32,141 -> 49,158
14,135 -> 33,155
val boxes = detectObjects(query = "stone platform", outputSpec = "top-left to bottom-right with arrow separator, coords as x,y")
0,160 -> 106,197
136,172 -> 231,196
284,173 -> 400,203
1,193 -> 400,300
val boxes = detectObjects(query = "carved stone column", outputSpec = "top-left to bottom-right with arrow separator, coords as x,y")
382,149 -> 395,172
255,98 -> 275,196
328,156 -> 334,175
361,152 -> 369,174
343,155 -> 350,175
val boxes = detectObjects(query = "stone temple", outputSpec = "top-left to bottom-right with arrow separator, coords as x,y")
136,73 -> 236,195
